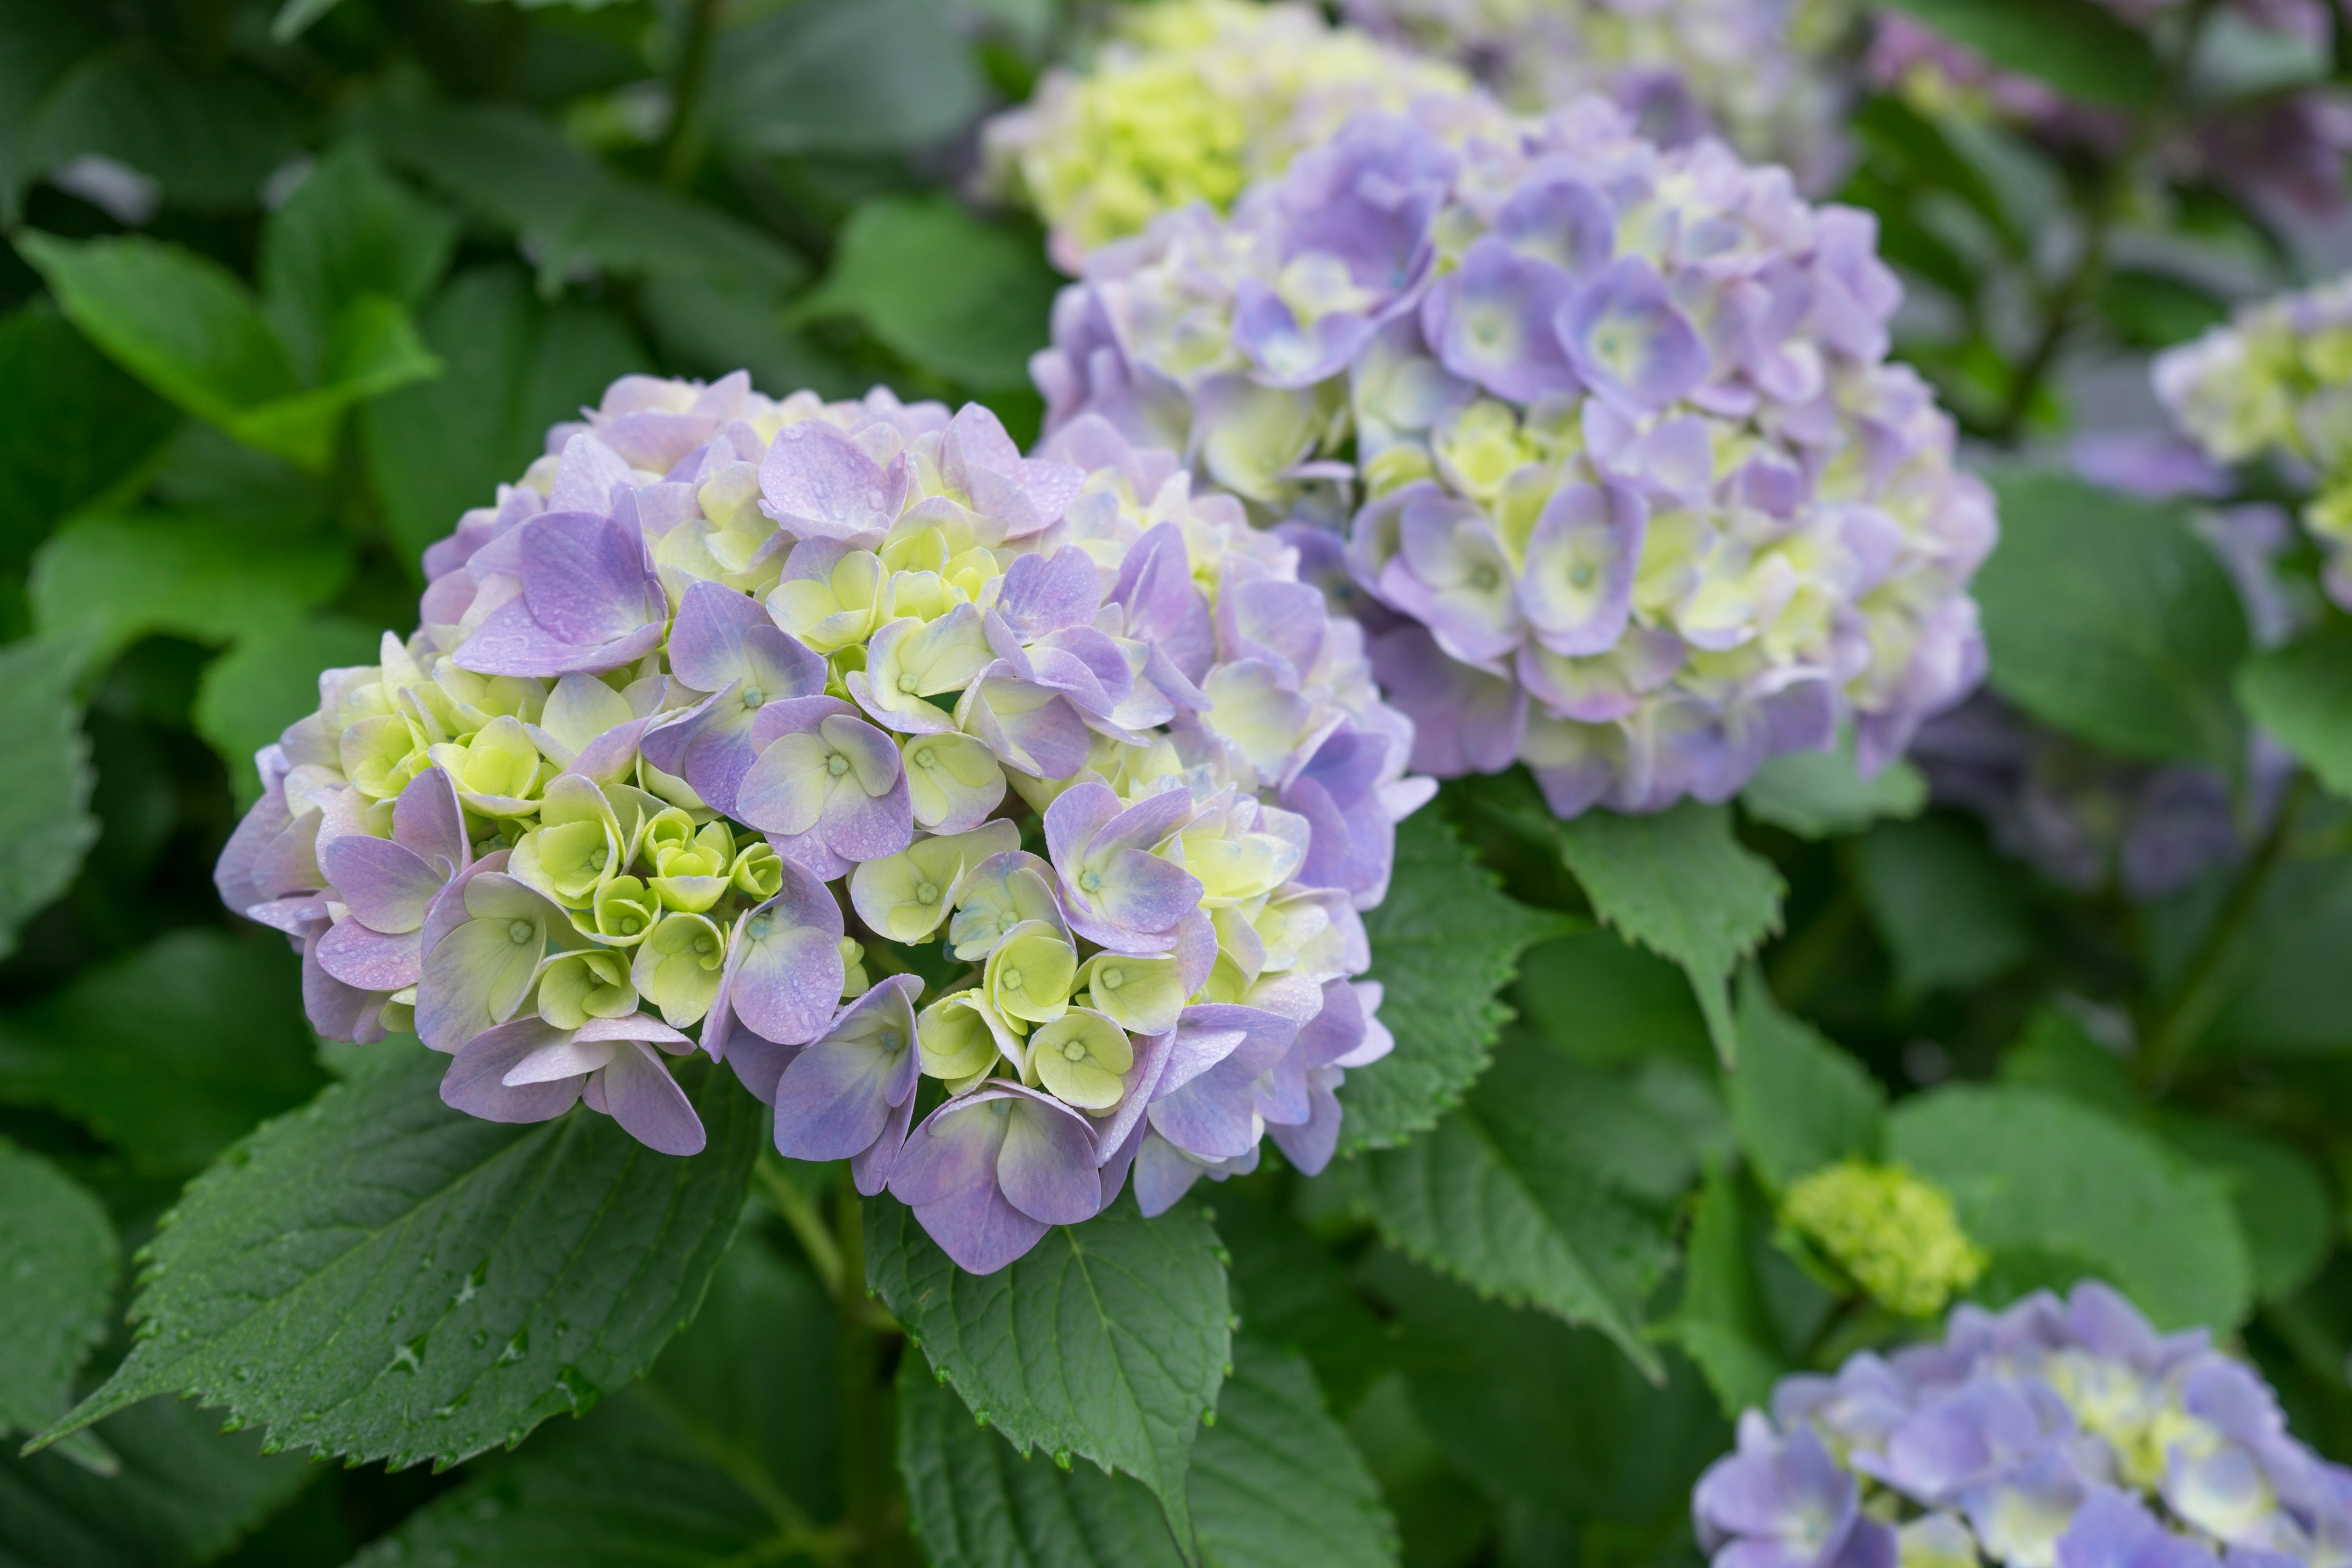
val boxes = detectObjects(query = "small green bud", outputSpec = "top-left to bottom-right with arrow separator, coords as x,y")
1783,1159 -> 1986,1319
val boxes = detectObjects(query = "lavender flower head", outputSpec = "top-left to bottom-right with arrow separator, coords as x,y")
1694,1281 -> 2352,1568
214,369 -> 1429,1273
1036,100 -> 1994,816
1342,0 -> 1855,194
2155,273 -> 2352,608
979,0 -> 1474,273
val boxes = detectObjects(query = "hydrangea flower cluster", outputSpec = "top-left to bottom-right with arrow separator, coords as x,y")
1869,1 -> 2352,216
1035,100 -> 1994,816
979,0 -> 1472,273
2155,274 -> 2352,608
1341,0 -> 1855,194
1782,1159 -> 1986,1320
213,371 -> 1428,1275
1694,1281 -> 2352,1568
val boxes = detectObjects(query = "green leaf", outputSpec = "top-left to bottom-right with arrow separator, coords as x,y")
1723,973 -> 1886,1193
193,616 -> 385,809
900,1341 -> 1396,1568
1875,0 -> 2162,110
346,1237 -> 839,1567
374,106 -> 805,299
2157,1116 -> 2331,1305
1364,1033 -> 1689,1374
30,510 -> 352,668
1551,802 -> 1787,1063
0,634 -> 97,959
1652,1161 -> 1786,1419
1851,815 -> 2029,999
1890,1084 -> 2253,1330
1336,812 -> 1570,1154
361,265 -> 649,569
0,930 -> 327,1174
259,145 -> 458,384
1740,738 -> 1927,841
0,1140 -> 115,1439
2239,620 -> 2352,799
639,274 -> 859,405
1513,930 -> 1713,1070
32,1042 -> 762,1468
1977,472 -> 2248,767
2194,857 -> 2352,1057
709,0 -> 988,156
0,306 -> 177,567
866,1194 -> 1230,1550
28,39 -> 299,209
0,1396 -> 316,1568
1216,1191 -> 1392,1414
794,196 -> 1061,391
1365,1251 -> 1728,1526
1997,1008 -> 2134,1115
0,1 -> 108,225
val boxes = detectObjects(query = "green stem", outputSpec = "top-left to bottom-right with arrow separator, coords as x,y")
755,1152 -> 846,1298
832,1187 -> 902,1563
1988,0 -> 2220,443
658,0 -> 726,190
2139,769 -> 2309,1093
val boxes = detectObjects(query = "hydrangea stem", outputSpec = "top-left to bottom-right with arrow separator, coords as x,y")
755,1149 -> 846,1298
658,0 -> 726,189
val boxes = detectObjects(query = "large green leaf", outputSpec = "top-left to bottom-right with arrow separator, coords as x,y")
1551,802 -> 1786,1063
0,931 -> 325,1175
192,616 -> 383,808
2157,1116 -> 2331,1305
1336,812 -> 1570,1154
31,510 -> 352,667
1364,1033 -> 1689,1374
0,306 -> 177,567
1877,0 -> 2163,110
0,1140 -> 115,1439
258,145 -> 458,386
1653,1161 -> 1789,1418
1216,1191 -> 1391,1414
1977,473 -> 2248,768
708,0 -> 987,156
1724,975 -> 1886,1193
1739,737 -> 1927,841
26,40 -> 298,209
867,1194 -> 1230,1550
1513,930 -> 1713,1070
901,1340 -> 1396,1568
361,266 -> 649,570
0,1396 -> 315,1568
1850,816 -> 2029,1000
1890,1084 -> 2253,1330
345,1238 -> 839,1567
0,634 -> 98,959
0,0 -> 108,224
794,196 -> 1062,392
32,1043 -> 762,1469
2238,620 -> 2352,800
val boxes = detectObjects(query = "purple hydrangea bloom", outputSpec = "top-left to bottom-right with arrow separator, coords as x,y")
214,368 -> 1427,1271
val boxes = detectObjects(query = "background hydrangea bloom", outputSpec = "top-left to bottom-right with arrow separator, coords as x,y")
217,370 -> 1428,1273
979,0 -> 1475,272
1035,99 -> 1995,816
1697,1282 -> 2352,1568
1341,0 -> 1855,194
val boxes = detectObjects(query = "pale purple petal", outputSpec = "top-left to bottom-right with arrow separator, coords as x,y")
442,1017 -> 583,1123
594,1041 -> 707,1156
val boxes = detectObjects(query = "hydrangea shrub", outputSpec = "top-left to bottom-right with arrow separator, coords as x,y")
214,372 -> 1428,1274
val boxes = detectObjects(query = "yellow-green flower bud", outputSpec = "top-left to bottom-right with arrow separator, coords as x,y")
429,714 -> 548,817
984,919 -> 1079,1028
650,820 -> 736,913
537,948 -> 638,1030
590,875 -> 658,946
630,910 -> 728,1027
1076,951 -> 1188,1036
838,936 -> 869,1000
1028,1008 -> 1135,1112
731,840 -> 783,902
342,714 -> 428,801
918,988 -> 1008,1087
1782,1159 -> 1986,1319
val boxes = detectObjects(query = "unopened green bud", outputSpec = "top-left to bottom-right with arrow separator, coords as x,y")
1783,1159 -> 1986,1319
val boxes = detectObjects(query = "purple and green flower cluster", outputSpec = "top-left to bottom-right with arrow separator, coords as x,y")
1695,1282 -> 2351,1568
214,371 -> 1427,1273
1035,97 -> 1994,816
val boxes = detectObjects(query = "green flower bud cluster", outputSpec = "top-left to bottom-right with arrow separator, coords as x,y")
1782,1158 -> 1987,1319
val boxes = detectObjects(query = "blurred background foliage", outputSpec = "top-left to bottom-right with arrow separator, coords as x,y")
7,1 -> 2352,1566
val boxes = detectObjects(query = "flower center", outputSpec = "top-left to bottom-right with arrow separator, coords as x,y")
1080,871 -> 1102,892
916,881 -> 939,905
693,935 -> 715,957
507,920 -> 533,944
1469,565 -> 1499,592
1001,967 -> 1024,990
898,673 -> 920,692
915,748 -> 939,769
826,754 -> 849,777
1569,562 -> 1596,589
741,687 -> 763,708
1099,967 -> 1124,989
747,914 -> 774,939
1062,1040 -> 1088,1061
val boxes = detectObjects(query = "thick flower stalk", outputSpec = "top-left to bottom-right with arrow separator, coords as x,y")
2155,274 -> 2352,608
1869,1 -> 2352,216
1341,0 -> 1854,194
1693,1281 -> 2352,1568
1036,100 -> 1994,816
979,0 -> 1474,272
214,371 -> 1428,1274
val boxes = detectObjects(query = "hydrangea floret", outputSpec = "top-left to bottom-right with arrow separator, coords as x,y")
214,371 -> 1429,1275
1781,1159 -> 1987,1320
1341,0 -> 1855,194
979,0 -> 1474,272
2155,274 -> 2352,608
1694,1281 -> 2352,1568
1035,98 -> 1995,816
